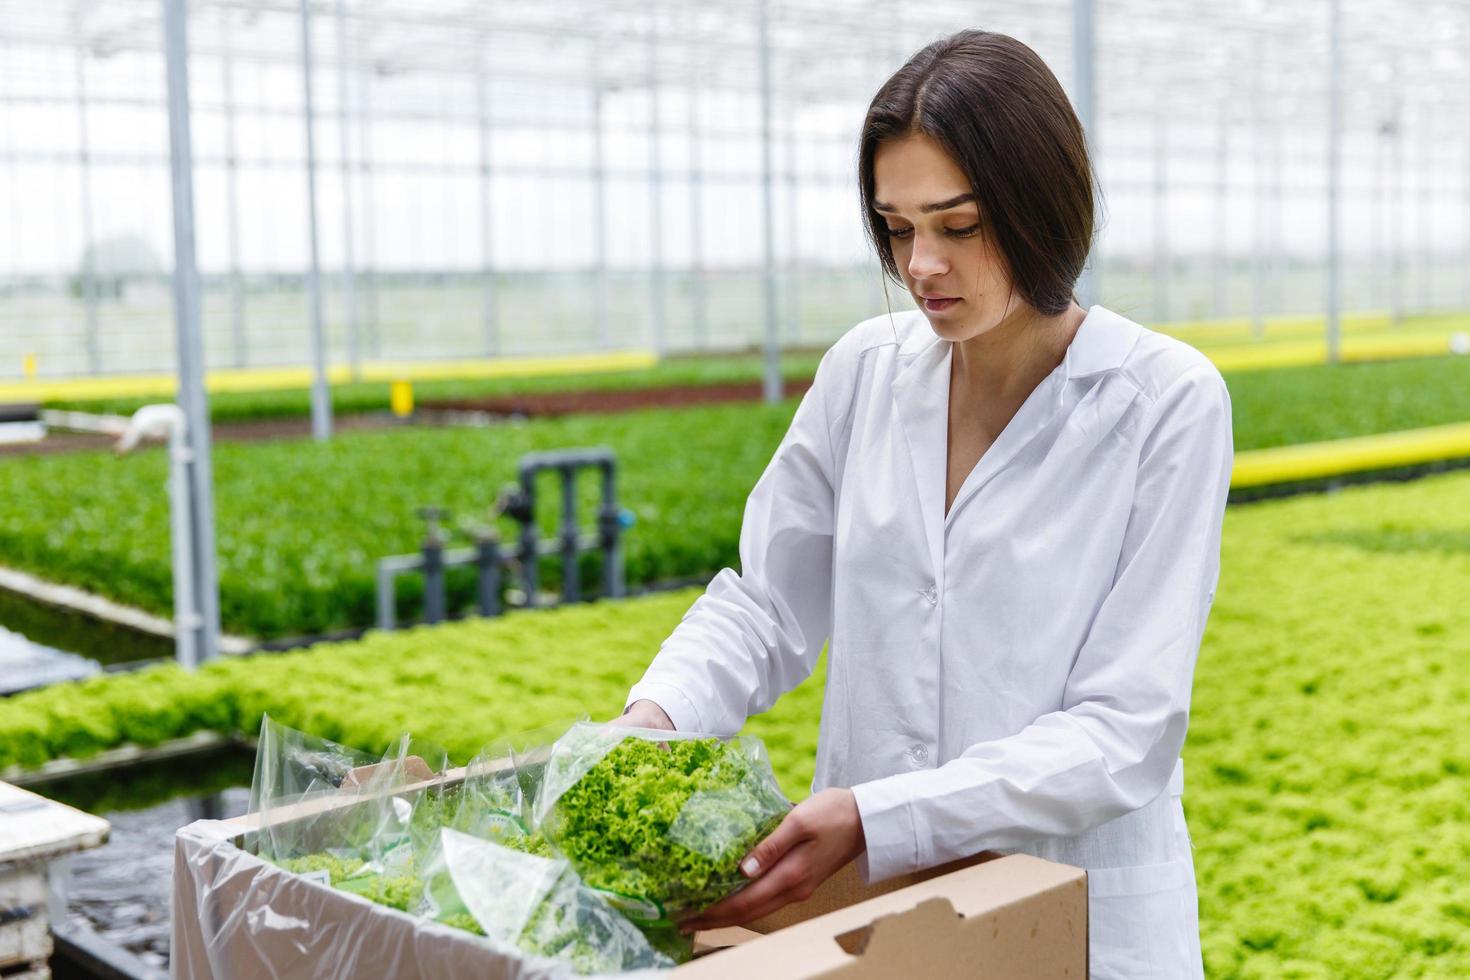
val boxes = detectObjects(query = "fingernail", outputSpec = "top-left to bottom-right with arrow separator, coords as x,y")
741,856 -> 760,877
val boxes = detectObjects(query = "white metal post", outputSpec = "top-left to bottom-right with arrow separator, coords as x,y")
1325,0 -> 1342,363
648,25 -> 668,358
592,57 -> 611,350
1389,59 -> 1403,327
75,44 -> 99,375
117,406 -> 198,669
1464,138 -> 1470,309
358,56 -> 380,356
687,72 -> 709,349
161,0 -> 221,666
1371,89 -> 1385,318
1250,34 -> 1267,339
1072,0 -> 1098,308
1152,101 -> 1169,325
1214,101 -> 1229,319
1418,108 -> 1432,311
758,0 -> 782,403
474,36 -> 499,357
335,0 -> 360,380
785,108 -> 801,346
300,0 -> 333,439
222,8 -> 247,368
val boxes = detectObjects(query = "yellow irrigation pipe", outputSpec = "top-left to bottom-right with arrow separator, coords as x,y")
1232,421 -> 1470,489
0,350 -> 658,404
2,320 -> 1465,404
1209,333 -> 1469,372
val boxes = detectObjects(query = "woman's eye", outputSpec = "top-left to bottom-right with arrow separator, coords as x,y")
884,224 -> 979,240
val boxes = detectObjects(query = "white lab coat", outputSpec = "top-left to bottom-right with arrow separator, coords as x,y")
626,304 -> 1233,979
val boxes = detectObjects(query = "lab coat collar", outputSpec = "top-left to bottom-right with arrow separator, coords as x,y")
890,305 -> 1138,573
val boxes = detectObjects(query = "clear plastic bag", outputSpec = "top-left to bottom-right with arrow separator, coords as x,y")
530,722 -> 792,948
246,717 -> 788,972
418,828 -> 674,974
248,715 -> 448,912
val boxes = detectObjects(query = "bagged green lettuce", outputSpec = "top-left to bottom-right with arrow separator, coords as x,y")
418,827 -> 673,974
250,715 -> 449,908
529,722 -> 792,952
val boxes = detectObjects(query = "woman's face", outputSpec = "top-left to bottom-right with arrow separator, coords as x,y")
872,132 -> 1019,342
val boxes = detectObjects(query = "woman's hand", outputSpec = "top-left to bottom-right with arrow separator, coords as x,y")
677,788 -> 867,933
609,699 -> 674,731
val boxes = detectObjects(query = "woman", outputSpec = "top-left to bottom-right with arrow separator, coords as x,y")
616,29 -> 1230,978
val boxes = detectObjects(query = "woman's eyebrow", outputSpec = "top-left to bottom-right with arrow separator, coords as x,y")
873,193 -> 977,214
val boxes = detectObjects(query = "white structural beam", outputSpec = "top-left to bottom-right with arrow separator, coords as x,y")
1072,0 -> 1098,308
1325,0 -> 1341,363
299,0 -> 332,439
474,35 -> 499,357
161,0 -> 221,666
335,0 -> 360,379
758,0 -> 781,404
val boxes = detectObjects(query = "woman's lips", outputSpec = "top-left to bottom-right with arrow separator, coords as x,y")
923,296 -> 961,313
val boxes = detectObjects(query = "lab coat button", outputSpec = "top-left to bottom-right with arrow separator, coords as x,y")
921,584 -> 938,606
908,743 -> 929,766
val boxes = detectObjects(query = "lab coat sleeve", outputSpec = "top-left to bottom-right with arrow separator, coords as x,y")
852,363 -> 1234,882
623,345 -> 846,736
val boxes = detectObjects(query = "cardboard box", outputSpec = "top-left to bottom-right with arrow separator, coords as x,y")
172,768 -> 1086,979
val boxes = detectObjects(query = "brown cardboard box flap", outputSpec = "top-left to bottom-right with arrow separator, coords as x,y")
747,850 -> 1002,933
678,853 -> 1086,978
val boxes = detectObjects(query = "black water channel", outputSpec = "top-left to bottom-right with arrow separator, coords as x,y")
2,593 -> 248,979
35,748 -> 255,980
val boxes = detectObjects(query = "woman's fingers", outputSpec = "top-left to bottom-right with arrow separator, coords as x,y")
739,806 -> 810,879
680,846 -> 812,931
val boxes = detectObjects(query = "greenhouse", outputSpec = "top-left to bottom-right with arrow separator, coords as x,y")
0,0 -> 1467,977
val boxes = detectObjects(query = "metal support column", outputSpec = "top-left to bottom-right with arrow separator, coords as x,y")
648,26 -> 668,357
592,59 -> 611,350
1389,60 -> 1404,327
757,0 -> 781,403
222,8 -> 247,368
1072,0 -> 1098,308
785,111 -> 801,346
1152,102 -> 1169,325
162,0 -> 222,666
1371,89 -> 1386,318
1214,102 -> 1229,319
1464,138 -> 1470,309
358,54 -> 381,356
335,0 -> 360,380
474,36 -> 499,357
1250,35 -> 1267,338
1325,0 -> 1342,363
75,45 -> 100,375
299,0 -> 332,439
687,73 -> 709,349
1418,109 -> 1432,311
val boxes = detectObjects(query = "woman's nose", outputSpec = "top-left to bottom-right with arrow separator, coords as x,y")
907,233 -> 948,279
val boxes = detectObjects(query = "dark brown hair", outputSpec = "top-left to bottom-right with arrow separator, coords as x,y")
859,30 -> 1096,316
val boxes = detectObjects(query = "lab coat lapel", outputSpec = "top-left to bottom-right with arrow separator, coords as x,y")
943,305 -> 1128,527
942,362 -> 1066,529
890,336 -> 950,576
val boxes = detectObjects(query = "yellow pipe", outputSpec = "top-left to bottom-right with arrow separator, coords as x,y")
1232,421 -> 1470,488
1209,334 -> 1466,373
0,350 -> 658,404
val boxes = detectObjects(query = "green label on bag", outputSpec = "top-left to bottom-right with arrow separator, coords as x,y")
592,888 -> 666,923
